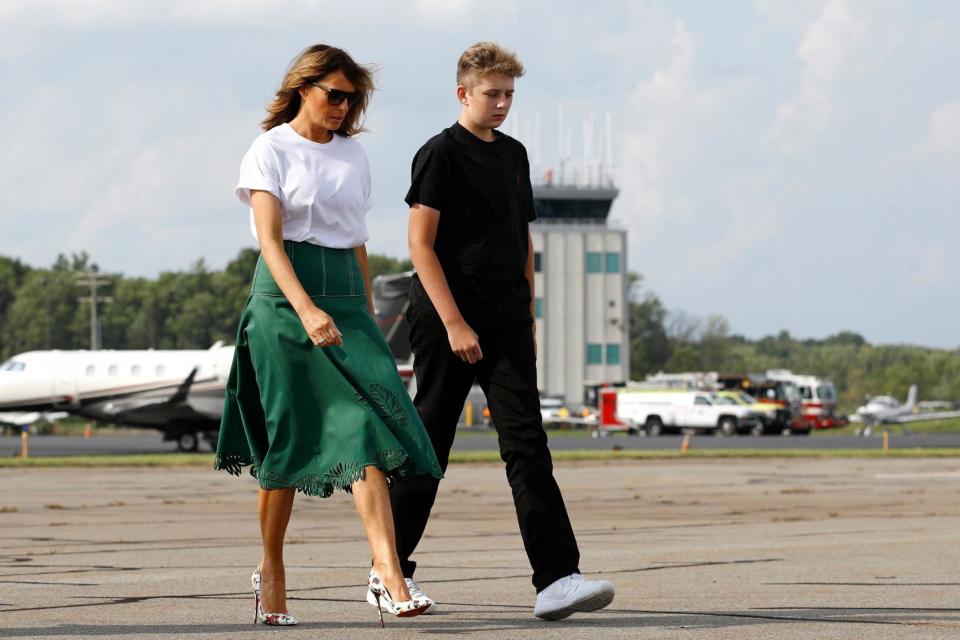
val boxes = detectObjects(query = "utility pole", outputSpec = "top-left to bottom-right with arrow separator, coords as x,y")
76,270 -> 113,350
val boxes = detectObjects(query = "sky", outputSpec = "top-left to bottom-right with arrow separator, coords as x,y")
1,0 -> 958,349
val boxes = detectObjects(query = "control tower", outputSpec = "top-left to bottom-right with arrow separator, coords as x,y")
531,181 -> 629,406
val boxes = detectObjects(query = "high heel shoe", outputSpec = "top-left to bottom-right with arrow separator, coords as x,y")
368,569 -> 431,628
252,567 -> 298,626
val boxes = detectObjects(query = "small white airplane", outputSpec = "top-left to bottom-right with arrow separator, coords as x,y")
0,410 -> 69,431
850,384 -> 960,426
0,343 -> 234,451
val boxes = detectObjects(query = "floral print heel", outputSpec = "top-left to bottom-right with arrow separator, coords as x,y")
252,566 -> 298,626
368,568 -> 430,628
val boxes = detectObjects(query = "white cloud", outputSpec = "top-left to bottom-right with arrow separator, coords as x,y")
765,0 -> 902,155
616,20 -> 720,242
920,98 -> 960,159
0,0 -> 510,29
0,75 -> 257,272
679,170 -> 786,274
754,0 -> 824,27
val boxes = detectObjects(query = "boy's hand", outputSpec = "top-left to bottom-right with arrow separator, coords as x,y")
446,318 -> 483,363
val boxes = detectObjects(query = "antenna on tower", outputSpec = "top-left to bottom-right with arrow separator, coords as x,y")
583,112 -> 596,186
558,104 -> 566,185
604,112 -> 614,186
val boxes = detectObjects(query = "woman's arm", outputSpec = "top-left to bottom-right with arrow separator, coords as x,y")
251,190 -> 343,347
408,204 -> 482,363
353,244 -> 375,315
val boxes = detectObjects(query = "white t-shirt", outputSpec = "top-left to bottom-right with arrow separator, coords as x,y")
236,123 -> 374,247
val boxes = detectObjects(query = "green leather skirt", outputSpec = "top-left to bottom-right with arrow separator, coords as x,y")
214,241 -> 442,497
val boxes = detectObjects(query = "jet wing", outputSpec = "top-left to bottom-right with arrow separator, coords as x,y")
92,368 -> 217,426
897,410 -> 960,424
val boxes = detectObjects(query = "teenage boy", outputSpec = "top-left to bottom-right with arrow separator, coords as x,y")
377,41 -> 615,620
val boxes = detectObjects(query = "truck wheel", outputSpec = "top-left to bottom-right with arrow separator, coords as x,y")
718,418 -> 737,437
177,432 -> 199,452
751,422 -> 765,437
645,417 -> 664,437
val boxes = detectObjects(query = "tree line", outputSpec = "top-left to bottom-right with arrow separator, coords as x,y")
1,252 -> 957,412
0,251 -> 410,357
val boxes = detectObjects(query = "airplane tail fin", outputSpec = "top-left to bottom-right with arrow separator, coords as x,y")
905,385 -> 918,411
168,368 -> 198,404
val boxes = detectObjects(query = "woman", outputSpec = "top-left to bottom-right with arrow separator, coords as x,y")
214,44 -> 442,627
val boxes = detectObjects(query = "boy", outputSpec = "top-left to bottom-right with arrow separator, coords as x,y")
376,41 -> 615,620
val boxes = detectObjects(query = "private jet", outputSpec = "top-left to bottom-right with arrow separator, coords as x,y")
0,343 -> 415,452
0,343 -> 233,451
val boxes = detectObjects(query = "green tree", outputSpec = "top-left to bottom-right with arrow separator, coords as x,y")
367,254 -> 413,281
700,314 -> 731,371
2,270 -> 86,357
627,273 -> 671,378
0,257 -> 31,338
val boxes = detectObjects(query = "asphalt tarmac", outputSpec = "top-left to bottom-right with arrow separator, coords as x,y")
2,458 -> 959,639
4,430 -> 960,457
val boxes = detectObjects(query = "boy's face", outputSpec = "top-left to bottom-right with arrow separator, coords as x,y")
458,72 -> 515,130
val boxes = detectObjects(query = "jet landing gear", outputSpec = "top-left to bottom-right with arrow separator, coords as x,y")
169,430 -> 218,452
176,432 -> 199,452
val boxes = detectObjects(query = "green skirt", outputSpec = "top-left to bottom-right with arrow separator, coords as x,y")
214,241 -> 442,497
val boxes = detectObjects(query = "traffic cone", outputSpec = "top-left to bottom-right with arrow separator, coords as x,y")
681,433 -> 691,452
83,423 -> 93,439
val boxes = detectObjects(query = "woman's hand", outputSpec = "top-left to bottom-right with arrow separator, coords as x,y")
299,304 -> 343,347
446,318 -> 482,364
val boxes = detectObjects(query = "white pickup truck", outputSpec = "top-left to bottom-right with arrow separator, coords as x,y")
615,390 -> 760,436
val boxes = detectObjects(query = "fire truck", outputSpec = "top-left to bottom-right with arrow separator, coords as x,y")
765,369 -> 848,429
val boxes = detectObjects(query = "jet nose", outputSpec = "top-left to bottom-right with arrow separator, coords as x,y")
0,371 -> 49,409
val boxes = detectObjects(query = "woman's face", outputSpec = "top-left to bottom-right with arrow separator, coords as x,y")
300,69 -> 357,132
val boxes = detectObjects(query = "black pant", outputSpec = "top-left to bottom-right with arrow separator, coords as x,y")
389,305 -> 581,592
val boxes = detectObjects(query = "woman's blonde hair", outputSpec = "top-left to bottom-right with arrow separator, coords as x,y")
261,44 -> 374,136
456,42 -> 525,88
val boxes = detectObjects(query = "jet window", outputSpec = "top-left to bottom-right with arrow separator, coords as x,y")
108,365 -> 118,376
0,359 -> 26,371
86,365 -> 95,376
131,365 -> 141,375
156,365 -> 166,376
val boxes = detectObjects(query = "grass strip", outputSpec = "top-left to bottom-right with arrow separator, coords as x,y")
2,448 -> 960,468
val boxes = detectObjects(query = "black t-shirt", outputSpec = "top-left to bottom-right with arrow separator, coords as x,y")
404,122 -> 536,329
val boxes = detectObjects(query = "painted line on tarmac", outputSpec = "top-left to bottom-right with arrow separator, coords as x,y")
873,471 -> 960,479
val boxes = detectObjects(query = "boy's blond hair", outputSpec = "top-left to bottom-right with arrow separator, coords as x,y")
456,42 -> 525,88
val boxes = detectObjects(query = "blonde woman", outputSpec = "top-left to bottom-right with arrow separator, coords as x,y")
215,44 -> 442,627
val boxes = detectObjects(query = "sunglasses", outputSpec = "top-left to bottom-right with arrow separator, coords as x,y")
310,81 -> 361,108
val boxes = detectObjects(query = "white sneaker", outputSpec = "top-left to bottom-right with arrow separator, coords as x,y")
533,573 -> 615,620
366,577 -> 438,614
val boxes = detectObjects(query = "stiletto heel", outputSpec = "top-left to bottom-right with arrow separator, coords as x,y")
373,590 -> 385,628
367,568 -> 430,626
252,566 -> 299,626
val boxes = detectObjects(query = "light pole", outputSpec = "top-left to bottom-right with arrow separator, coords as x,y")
76,269 -> 113,350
